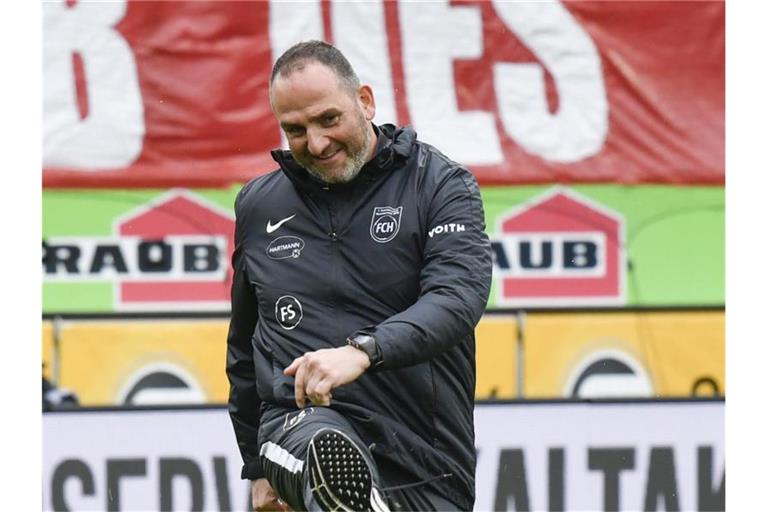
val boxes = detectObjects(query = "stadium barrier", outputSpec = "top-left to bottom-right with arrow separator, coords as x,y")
42,307 -> 724,406
42,399 -> 724,512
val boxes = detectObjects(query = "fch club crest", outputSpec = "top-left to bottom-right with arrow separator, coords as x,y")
370,206 -> 403,243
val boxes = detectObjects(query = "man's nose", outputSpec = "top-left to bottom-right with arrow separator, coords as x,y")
307,128 -> 331,157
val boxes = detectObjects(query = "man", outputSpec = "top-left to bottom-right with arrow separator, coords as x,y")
226,40 -> 492,511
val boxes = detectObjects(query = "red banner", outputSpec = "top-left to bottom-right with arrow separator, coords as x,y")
42,0 -> 724,188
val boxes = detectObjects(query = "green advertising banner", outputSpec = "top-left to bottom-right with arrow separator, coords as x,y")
42,185 -> 723,312
482,185 -> 724,308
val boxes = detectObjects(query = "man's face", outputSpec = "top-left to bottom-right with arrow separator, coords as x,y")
271,62 -> 376,184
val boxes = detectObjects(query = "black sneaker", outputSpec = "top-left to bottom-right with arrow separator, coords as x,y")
306,428 -> 389,512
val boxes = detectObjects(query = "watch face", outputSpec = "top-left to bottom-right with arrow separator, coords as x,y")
349,335 -> 379,364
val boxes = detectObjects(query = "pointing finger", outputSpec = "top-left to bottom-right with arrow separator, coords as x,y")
284,355 -> 304,376
293,362 -> 307,408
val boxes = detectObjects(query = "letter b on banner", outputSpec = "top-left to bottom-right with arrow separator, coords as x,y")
43,0 -> 145,169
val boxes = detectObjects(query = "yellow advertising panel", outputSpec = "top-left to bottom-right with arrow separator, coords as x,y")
42,309 -> 724,406
42,321 -> 54,381
474,315 -> 519,398
476,310 -> 724,399
524,310 -> 724,398
42,319 -> 230,406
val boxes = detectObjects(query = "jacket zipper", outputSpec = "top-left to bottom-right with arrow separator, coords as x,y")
328,202 -> 338,241
327,202 -> 342,343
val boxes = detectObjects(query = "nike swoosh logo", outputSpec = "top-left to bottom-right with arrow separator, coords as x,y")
266,214 -> 296,234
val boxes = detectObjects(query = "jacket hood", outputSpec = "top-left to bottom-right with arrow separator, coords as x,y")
270,124 -> 417,194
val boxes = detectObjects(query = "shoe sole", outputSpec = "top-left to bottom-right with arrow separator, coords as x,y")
307,428 -> 389,512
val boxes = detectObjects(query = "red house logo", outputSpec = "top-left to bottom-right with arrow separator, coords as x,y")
491,187 -> 625,306
115,190 -> 235,311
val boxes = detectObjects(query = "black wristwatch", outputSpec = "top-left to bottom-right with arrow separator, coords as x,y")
346,334 -> 383,368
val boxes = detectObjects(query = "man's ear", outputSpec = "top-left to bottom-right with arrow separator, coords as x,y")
358,85 -> 376,121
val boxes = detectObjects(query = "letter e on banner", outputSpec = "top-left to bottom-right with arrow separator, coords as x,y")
399,0 -> 503,165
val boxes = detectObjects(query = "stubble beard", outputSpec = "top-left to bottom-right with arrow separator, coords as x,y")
302,115 -> 373,185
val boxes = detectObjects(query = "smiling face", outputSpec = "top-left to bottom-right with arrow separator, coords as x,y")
270,62 -> 377,184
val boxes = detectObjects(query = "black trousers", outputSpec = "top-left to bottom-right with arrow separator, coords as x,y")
258,406 -> 463,511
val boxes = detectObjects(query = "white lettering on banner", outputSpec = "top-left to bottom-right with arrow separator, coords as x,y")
269,1 -> 323,150
43,0 -> 145,168
266,1 -> 606,166
398,0 -> 503,165
331,1 -> 398,125
269,1 -> 323,69
492,1 -> 608,163
268,0 -> 398,126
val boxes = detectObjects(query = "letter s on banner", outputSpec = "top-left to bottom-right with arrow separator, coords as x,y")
492,1 -> 608,163
43,0 -> 145,169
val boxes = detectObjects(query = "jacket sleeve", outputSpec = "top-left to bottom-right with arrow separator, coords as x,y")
366,164 -> 492,369
226,189 -> 265,480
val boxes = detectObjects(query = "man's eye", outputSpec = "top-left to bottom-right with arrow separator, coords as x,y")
322,115 -> 339,126
285,126 -> 305,136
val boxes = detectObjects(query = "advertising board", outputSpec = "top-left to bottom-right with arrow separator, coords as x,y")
476,310 -> 724,400
473,401 -> 724,511
41,318 -> 229,406
43,1 -> 723,188
42,309 -> 723,406
42,185 -> 723,312
42,401 -> 724,511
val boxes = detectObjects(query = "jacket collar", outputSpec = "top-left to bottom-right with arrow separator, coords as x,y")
270,124 -> 416,194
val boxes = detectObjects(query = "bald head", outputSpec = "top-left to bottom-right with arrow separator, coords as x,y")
270,40 -> 360,104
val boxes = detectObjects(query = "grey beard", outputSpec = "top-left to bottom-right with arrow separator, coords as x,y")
305,125 -> 372,184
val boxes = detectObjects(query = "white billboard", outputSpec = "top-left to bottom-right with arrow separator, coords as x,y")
43,408 -> 251,511
43,401 -> 724,511
474,401 -> 724,511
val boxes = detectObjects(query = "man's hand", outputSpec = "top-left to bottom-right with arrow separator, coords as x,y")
251,478 -> 291,511
284,345 -> 370,408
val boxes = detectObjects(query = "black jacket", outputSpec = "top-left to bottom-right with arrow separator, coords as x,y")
226,124 -> 492,509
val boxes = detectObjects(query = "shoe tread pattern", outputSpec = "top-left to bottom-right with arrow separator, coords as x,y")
308,429 -> 374,512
